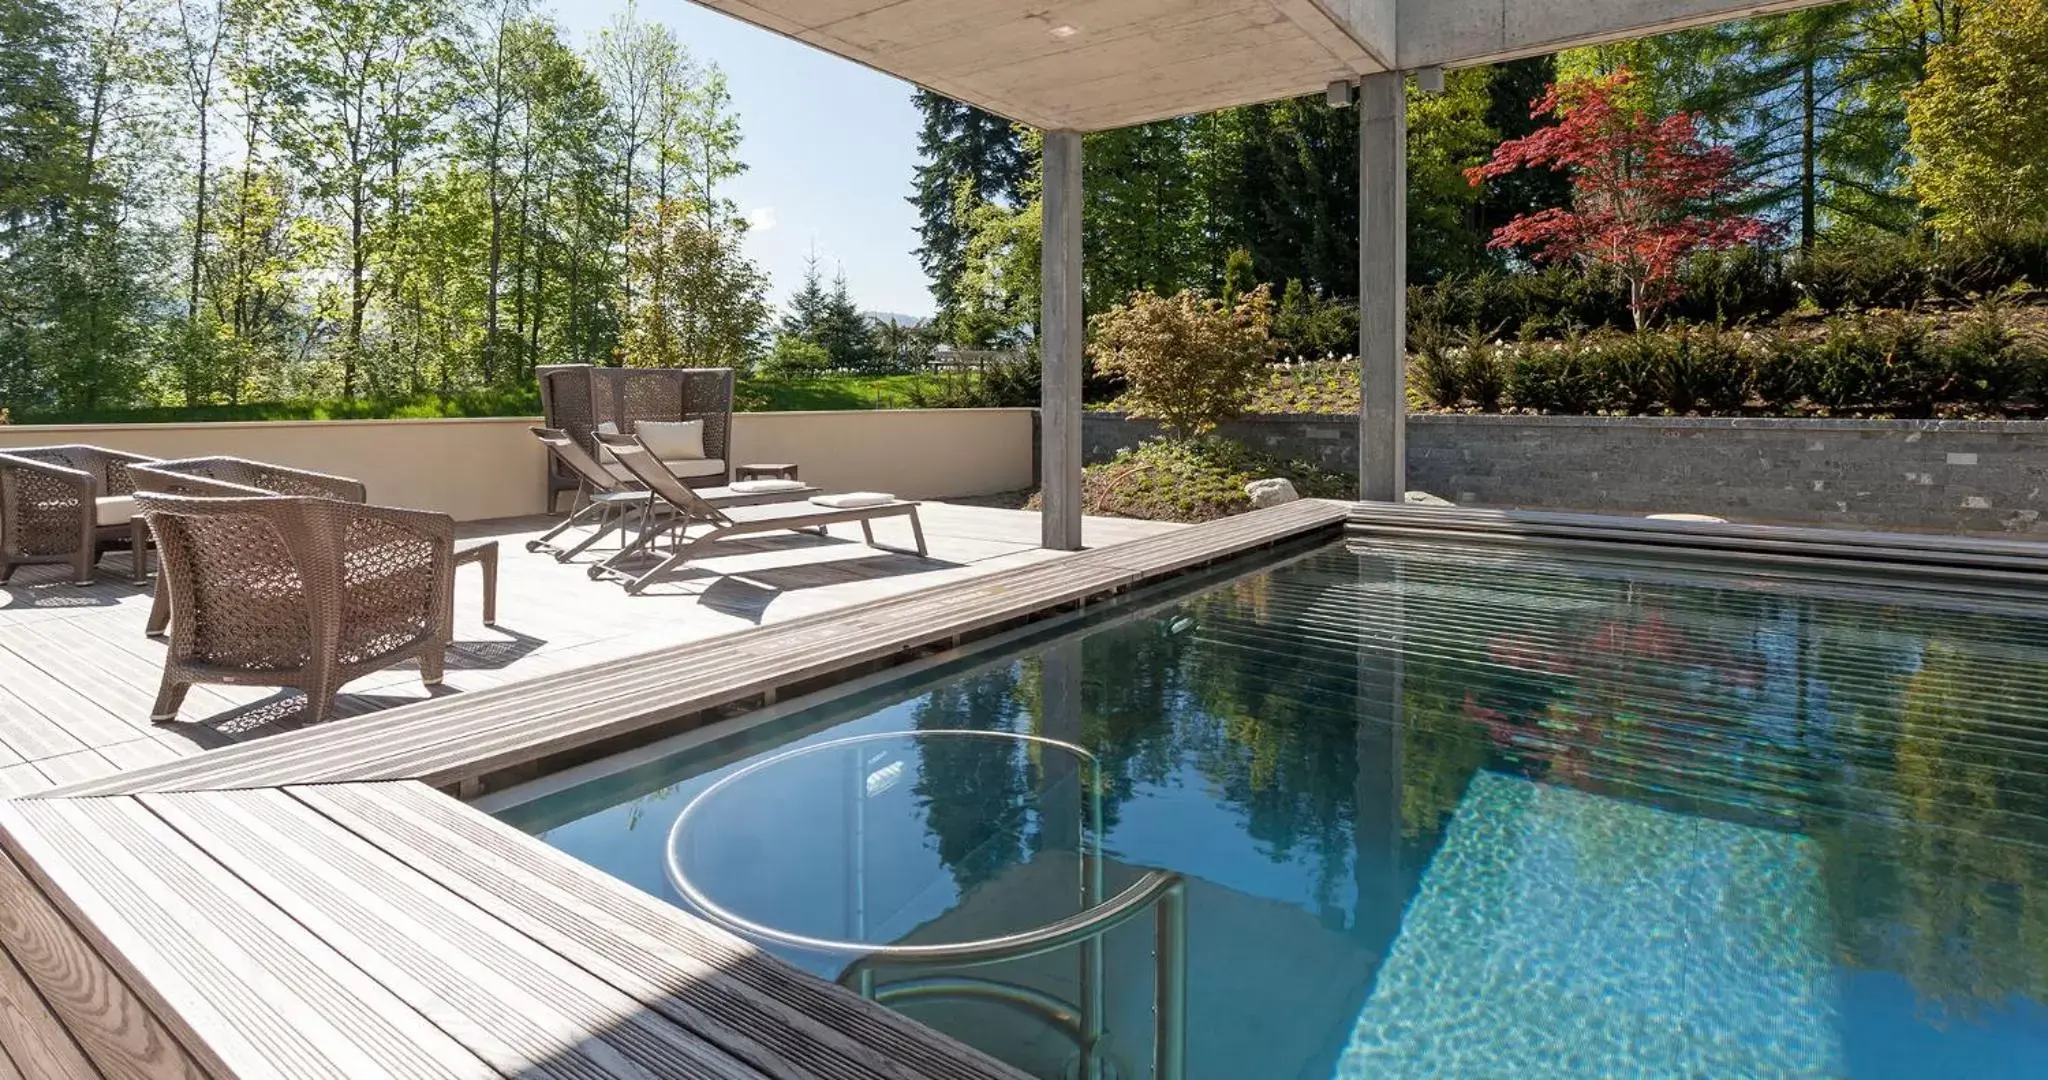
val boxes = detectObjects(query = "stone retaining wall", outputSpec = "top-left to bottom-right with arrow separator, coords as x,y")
1083,412 -> 2048,535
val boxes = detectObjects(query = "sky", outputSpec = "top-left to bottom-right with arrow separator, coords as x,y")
551,1 -> 936,319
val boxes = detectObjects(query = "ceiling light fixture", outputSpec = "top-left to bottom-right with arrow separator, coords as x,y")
1048,23 -> 1078,39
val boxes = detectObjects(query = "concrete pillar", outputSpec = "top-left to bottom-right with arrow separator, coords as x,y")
1357,72 -> 1407,502
1041,130 -> 1085,550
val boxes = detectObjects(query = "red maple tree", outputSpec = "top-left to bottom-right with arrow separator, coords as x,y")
1465,69 -> 1776,329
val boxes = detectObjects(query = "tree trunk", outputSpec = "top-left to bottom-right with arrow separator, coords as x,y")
1799,53 -> 1817,253
348,183 -> 366,399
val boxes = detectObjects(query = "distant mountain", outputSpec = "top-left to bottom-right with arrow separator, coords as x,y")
866,311 -> 929,328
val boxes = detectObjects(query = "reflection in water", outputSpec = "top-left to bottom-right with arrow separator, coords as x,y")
524,537 -> 2048,1078
901,541 -> 2048,1041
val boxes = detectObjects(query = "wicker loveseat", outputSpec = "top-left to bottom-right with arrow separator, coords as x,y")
538,364 -> 735,511
130,458 -> 456,727
0,445 -> 160,585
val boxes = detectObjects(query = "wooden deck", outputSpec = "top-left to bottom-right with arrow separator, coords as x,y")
0,501 -> 1352,1080
0,503 -> 1176,799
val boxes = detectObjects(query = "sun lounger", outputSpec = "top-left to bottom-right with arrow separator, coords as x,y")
526,427 -> 816,562
590,432 -> 927,595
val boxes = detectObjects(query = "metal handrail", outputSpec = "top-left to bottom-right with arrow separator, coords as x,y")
665,729 -> 1110,960
666,729 -> 1187,1079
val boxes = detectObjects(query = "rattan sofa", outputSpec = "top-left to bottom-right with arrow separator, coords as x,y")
537,364 -> 735,511
0,445 -> 160,585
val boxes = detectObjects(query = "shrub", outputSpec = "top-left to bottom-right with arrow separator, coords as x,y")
1658,324 -> 1751,415
1410,322 -> 1465,408
1459,330 -> 1508,412
1034,437 -> 1351,523
905,354 -> 1042,408
1089,285 -> 1274,439
757,335 -> 833,379
1506,336 -> 1603,414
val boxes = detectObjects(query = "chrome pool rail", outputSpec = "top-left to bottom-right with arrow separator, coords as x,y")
664,729 -> 1187,1080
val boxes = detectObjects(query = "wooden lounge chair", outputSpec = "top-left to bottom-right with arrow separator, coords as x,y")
526,426 -> 819,562
0,445 -> 160,585
135,491 -> 454,727
591,432 -> 927,596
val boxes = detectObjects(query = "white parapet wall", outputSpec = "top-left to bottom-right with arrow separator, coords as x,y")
0,408 -> 1036,522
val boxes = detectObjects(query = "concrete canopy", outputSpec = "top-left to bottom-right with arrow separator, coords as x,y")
686,0 -> 1840,131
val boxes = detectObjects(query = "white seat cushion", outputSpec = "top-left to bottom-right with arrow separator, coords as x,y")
810,492 -> 896,509
95,495 -> 138,526
604,458 -> 726,484
728,479 -> 810,494
636,420 -> 706,461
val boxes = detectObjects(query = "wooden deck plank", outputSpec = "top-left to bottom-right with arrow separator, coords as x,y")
0,939 -> 103,1080
306,783 -> 1030,1080
0,839 -> 212,1080
144,788 -> 767,1080
0,645 -> 145,755
293,783 -> 1027,1080
48,504 -> 1342,798
0,798 -> 483,1080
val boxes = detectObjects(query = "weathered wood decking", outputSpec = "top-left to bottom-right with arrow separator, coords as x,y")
0,503 -> 1178,799
0,501 -> 1351,1080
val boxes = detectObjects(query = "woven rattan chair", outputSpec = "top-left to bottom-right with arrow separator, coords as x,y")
0,445 -> 160,585
131,456 -> 368,501
135,491 -> 455,727
537,365 -> 734,511
132,458 -> 367,637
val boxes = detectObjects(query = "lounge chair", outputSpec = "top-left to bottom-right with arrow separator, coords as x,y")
590,432 -> 927,596
135,491 -> 454,727
0,445 -> 160,585
526,426 -> 819,562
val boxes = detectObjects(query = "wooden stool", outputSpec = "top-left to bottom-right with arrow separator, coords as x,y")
735,463 -> 800,482
454,540 -> 499,626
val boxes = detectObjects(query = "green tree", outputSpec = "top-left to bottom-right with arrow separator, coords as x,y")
620,198 -> 770,369
1906,0 -> 2048,240
908,91 -> 1030,334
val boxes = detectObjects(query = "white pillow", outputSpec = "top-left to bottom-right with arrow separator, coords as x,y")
728,479 -> 809,494
811,492 -> 896,508
637,420 -> 705,461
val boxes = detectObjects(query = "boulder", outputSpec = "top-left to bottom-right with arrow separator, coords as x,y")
1404,490 -> 1453,506
1246,478 -> 1299,508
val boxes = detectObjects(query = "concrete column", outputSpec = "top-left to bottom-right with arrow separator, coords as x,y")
1041,130 -> 1085,550
1357,72 -> 1407,502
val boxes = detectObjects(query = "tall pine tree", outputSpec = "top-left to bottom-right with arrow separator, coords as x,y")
908,91 -> 1030,331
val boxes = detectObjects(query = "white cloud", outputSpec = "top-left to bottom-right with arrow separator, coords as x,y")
744,206 -> 777,233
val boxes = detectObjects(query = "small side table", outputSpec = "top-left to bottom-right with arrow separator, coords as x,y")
735,463 -> 800,482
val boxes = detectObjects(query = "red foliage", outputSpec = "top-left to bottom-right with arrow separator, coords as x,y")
1465,69 -> 1777,328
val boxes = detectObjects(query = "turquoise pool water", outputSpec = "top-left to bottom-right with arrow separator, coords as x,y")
500,537 -> 2048,1079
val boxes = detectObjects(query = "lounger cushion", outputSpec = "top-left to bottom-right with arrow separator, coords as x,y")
810,492 -> 896,508
603,458 -> 726,483
728,479 -> 810,494
636,420 -> 706,461
95,495 -> 138,526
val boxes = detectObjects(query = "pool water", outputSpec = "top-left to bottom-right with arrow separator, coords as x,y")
500,537 -> 2048,1079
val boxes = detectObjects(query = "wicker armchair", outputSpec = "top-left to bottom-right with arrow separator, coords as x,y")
0,445 -> 160,585
538,365 -> 735,511
132,458 -> 368,637
131,456 -> 368,502
135,491 -> 455,727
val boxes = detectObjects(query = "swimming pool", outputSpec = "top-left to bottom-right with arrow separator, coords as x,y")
497,535 -> 2048,1079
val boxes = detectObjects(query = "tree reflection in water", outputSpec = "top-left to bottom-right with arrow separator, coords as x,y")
898,544 -> 2048,1019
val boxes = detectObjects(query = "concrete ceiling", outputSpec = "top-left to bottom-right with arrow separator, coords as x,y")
688,0 -> 1842,130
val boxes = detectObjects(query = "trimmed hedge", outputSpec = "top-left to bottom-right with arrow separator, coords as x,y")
1410,226 -> 2048,337
1410,308 -> 2048,418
